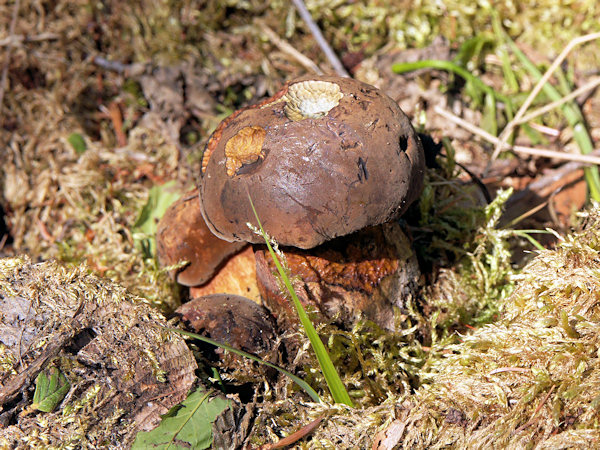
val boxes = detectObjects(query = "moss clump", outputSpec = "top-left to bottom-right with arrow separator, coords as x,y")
390,206 -> 600,447
301,0 -> 600,68
248,207 -> 600,447
0,256 -> 196,449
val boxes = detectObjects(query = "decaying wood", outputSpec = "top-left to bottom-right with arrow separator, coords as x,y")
0,256 -> 197,448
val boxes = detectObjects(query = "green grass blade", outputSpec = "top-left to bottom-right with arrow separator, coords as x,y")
248,196 -> 353,407
169,328 -> 322,404
392,59 -> 513,106
491,13 -> 518,94
511,230 -> 549,251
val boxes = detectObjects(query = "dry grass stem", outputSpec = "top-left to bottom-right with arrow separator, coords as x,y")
528,122 -> 560,137
290,0 -> 349,77
0,32 -> 59,47
492,32 -> 600,161
434,106 -> 600,166
514,384 -> 556,434
518,76 -> 600,126
488,367 -> 531,375
258,23 -> 323,75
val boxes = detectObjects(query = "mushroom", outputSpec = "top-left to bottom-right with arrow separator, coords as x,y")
188,245 -> 259,300
156,189 -> 247,287
199,75 -> 425,249
175,293 -> 279,378
197,75 -> 425,330
175,293 -> 277,357
254,221 -> 421,331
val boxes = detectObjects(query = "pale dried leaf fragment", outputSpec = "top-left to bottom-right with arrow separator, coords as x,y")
225,126 -> 266,177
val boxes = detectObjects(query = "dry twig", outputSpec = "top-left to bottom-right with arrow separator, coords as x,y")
258,22 -> 323,75
291,0 -> 349,77
517,77 -> 600,126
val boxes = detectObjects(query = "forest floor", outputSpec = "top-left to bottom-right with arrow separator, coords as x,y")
1,1 -> 600,448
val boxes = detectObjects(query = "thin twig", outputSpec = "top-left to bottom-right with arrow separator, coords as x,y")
527,122 -> 560,137
517,77 -> 600,126
260,415 -> 325,449
259,22 -> 323,75
493,32 -> 600,161
0,32 -> 59,47
434,106 -> 600,166
290,0 -> 350,77
504,199 -> 550,228
0,0 -> 21,119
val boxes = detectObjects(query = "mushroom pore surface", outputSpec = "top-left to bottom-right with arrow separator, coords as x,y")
200,75 -> 425,249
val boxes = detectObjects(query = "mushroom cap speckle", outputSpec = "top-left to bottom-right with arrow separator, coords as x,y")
200,75 -> 425,249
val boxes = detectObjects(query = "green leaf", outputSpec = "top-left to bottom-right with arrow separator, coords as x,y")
67,133 -> 87,154
132,388 -> 229,450
133,181 -> 181,258
248,195 -> 353,407
31,368 -> 70,412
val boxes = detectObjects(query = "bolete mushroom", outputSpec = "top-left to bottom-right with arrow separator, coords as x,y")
156,189 -> 246,286
199,75 -> 425,249
158,76 -> 425,331
197,75 -> 425,330
175,293 -> 277,358
254,221 -> 421,331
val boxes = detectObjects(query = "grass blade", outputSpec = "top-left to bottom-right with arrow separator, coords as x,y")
169,328 -> 321,404
392,59 -> 513,109
248,196 -> 354,407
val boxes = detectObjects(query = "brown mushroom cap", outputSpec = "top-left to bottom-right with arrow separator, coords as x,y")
156,189 -> 245,286
175,294 -> 277,357
200,75 -> 425,249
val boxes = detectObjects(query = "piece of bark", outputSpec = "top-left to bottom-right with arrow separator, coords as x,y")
189,245 -> 260,303
255,222 -> 420,331
0,256 -> 196,447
